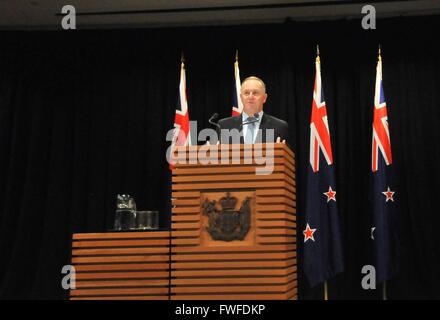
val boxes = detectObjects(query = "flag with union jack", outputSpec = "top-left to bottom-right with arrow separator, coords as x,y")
303,50 -> 344,287
370,50 -> 398,283
231,51 -> 244,116
169,59 -> 192,170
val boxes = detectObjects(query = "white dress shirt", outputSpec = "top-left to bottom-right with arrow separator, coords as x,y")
242,110 -> 264,144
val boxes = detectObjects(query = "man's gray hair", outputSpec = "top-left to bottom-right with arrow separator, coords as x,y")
242,76 -> 266,93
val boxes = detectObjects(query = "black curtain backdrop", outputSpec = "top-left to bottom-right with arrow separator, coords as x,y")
0,15 -> 439,300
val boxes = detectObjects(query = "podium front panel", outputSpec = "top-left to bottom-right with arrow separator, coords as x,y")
171,144 -> 297,300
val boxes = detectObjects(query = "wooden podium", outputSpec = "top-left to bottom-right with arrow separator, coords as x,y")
69,231 -> 171,300
69,143 -> 296,300
171,143 -> 297,300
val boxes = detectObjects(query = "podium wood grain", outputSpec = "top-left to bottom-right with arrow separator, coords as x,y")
171,144 -> 297,300
70,231 -> 170,300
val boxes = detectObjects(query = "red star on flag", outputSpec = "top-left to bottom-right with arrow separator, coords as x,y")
382,186 -> 395,202
303,223 -> 317,242
323,186 -> 336,202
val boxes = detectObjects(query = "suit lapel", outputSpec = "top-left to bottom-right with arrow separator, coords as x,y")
256,113 -> 269,143
231,116 -> 243,144
233,115 -> 242,130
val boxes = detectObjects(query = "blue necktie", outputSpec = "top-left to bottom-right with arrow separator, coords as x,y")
244,122 -> 255,144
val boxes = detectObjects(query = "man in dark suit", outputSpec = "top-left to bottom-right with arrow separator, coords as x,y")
217,76 -> 289,144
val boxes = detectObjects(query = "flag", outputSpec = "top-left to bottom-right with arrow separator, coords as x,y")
370,50 -> 398,283
303,49 -> 344,288
169,59 -> 192,170
231,51 -> 244,116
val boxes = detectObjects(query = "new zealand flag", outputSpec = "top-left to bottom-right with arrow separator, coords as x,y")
370,54 -> 398,283
304,54 -> 344,288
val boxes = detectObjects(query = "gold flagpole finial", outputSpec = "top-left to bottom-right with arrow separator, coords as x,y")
316,44 -> 320,63
235,49 -> 239,62
181,52 -> 185,65
378,45 -> 382,62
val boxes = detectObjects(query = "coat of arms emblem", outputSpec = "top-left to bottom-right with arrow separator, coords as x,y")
202,192 -> 251,241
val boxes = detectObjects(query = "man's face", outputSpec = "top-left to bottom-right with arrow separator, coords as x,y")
240,79 -> 267,116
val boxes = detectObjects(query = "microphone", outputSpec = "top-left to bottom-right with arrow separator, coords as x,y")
239,113 -> 260,130
208,113 -> 222,145
208,113 -> 221,130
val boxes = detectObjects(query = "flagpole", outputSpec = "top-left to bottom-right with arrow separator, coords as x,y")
383,281 -> 387,300
316,45 -> 334,301
316,44 -> 320,63
319,44 -> 328,303
378,44 -> 381,62
232,49 -> 243,116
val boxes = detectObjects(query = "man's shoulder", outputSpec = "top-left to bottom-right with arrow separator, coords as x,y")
218,115 -> 240,123
263,113 -> 289,128
218,115 -> 241,127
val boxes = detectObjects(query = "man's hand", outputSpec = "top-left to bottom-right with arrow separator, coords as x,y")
276,137 -> 286,144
